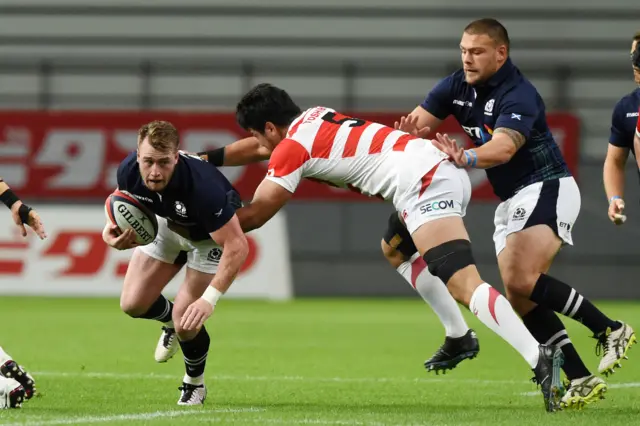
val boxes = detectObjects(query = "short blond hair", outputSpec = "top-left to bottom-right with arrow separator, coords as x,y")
138,120 -> 179,152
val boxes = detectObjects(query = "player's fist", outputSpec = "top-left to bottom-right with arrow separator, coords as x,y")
102,223 -> 139,250
608,197 -> 626,225
181,299 -> 214,331
394,115 -> 431,138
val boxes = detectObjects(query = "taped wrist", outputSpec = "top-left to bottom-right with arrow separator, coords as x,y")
18,204 -> 32,224
198,147 -> 225,167
0,189 -> 20,209
201,286 -> 223,307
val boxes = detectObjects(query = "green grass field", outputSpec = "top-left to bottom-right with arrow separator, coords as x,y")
0,297 -> 638,425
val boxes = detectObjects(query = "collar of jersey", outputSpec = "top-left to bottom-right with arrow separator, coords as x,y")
477,57 -> 516,89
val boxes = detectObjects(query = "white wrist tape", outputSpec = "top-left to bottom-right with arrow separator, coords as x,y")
201,286 -> 223,307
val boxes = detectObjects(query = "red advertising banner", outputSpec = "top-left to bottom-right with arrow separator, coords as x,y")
0,111 -> 579,202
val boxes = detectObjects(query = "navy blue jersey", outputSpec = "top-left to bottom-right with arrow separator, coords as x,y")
421,58 -> 570,201
116,151 -> 236,241
609,88 -> 640,156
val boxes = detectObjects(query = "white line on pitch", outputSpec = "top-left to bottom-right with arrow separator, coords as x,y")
32,371 -> 529,385
0,407 -> 264,426
194,416 -> 445,426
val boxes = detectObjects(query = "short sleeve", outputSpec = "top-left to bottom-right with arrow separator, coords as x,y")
609,99 -> 630,148
494,88 -> 539,139
194,182 -> 235,233
265,138 -> 310,193
420,75 -> 454,120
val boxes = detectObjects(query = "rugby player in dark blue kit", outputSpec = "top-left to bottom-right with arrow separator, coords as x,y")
386,18 -> 636,409
0,177 -> 45,408
604,34 -> 640,225
102,121 -> 248,406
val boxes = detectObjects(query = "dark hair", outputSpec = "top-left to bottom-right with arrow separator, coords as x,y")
633,31 -> 640,43
464,18 -> 510,54
236,83 -> 302,133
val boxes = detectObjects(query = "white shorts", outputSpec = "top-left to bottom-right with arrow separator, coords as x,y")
493,176 -> 580,256
396,160 -> 471,235
138,217 -> 222,274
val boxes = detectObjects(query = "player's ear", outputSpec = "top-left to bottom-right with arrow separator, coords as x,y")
264,122 -> 275,136
496,44 -> 507,62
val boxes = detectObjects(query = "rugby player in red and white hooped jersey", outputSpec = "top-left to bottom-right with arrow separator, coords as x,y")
0,178 -> 45,408
199,125 -> 477,376
221,82 -> 566,411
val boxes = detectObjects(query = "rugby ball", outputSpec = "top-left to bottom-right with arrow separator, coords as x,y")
105,189 -> 158,246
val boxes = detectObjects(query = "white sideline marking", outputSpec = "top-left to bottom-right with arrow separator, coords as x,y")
0,408 -> 263,426
520,382 -> 640,396
195,416 -> 433,426
33,371 -> 528,385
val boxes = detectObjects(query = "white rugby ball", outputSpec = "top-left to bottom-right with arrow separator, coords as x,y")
105,189 -> 158,245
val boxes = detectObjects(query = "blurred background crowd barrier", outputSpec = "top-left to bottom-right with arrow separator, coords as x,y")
1,0 -> 639,298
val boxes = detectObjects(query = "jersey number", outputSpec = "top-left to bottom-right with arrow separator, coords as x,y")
322,112 -> 366,128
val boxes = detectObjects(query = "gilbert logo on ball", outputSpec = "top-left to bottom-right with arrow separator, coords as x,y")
105,189 -> 159,245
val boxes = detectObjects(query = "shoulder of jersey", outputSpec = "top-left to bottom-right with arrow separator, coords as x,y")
447,69 -> 466,86
178,152 -> 214,178
620,88 -> 640,105
119,151 -> 139,174
122,150 -> 137,164
287,106 -> 334,137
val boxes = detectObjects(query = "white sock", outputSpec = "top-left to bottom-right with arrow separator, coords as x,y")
0,347 -> 12,364
469,283 -> 540,368
397,253 -> 469,338
183,373 -> 204,386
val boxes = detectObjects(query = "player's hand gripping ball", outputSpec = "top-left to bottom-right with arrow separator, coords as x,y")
105,189 -> 158,245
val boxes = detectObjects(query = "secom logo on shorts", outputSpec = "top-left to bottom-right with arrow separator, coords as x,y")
420,200 -> 454,214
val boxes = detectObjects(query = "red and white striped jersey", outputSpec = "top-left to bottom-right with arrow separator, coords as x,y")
636,107 -> 640,138
265,106 -> 449,202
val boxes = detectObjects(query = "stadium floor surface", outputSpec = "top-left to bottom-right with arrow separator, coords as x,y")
0,297 -> 638,425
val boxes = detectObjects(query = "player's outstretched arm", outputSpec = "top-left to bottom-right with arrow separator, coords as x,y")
603,144 -> 629,225
207,215 -> 249,294
199,137 -> 272,167
181,215 -> 249,331
634,122 -> 640,172
235,179 -> 293,233
395,106 -> 442,138
433,128 -> 525,169
0,178 -> 47,239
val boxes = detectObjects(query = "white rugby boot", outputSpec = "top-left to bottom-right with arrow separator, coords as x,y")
0,377 -> 26,409
177,382 -> 207,406
0,359 -> 36,400
596,322 -> 636,376
155,326 -> 179,363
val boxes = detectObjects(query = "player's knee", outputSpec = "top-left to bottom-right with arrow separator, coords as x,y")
501,267 -> 538,298
423,239 -> 476,287
382,212 -> 418,267
173,318 -> 199,341
119,297 -> 150,318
